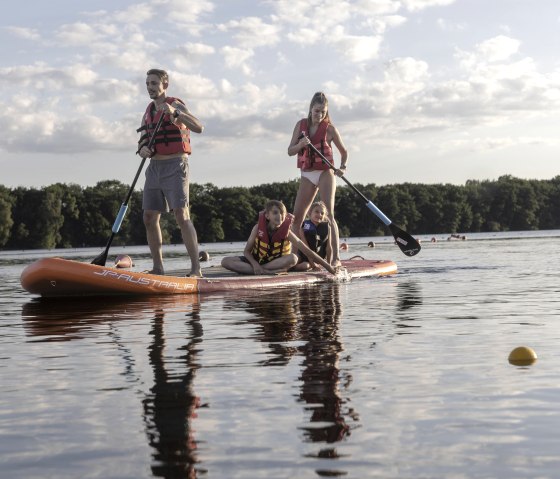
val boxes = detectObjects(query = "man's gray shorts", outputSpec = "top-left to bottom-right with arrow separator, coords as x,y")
143,157 -> 189,212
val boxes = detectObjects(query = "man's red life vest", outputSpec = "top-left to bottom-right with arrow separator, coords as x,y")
297,118 -> 333,171
252,211 -> 294,264
137,97 -> 191,155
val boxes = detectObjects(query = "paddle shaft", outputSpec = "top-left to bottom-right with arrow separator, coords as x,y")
305,140 -> 421,256
92,112 -> 166,265
306,142 -> 391,225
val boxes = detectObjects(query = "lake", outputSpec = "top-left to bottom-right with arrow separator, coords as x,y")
1,230 -> 560,478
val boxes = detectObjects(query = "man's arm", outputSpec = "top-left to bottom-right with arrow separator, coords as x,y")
170,101 -> 204,134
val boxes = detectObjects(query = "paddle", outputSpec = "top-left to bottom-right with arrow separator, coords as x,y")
305,141 -> 421,257
91,112 -> 166,266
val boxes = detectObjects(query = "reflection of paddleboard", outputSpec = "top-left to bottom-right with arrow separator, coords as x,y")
21,257 -> 397,298
21,294 -> 199,338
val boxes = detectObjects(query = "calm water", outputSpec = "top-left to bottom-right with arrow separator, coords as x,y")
1,231 -> 560,478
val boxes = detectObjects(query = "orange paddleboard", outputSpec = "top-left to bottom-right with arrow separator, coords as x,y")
21,257 -> 397,298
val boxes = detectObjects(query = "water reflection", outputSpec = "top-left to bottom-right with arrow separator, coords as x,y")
21,295 -> 203,477
228,284 -> 350,476
233,292 -> 299,366
296,285 -> 350,450
394,280 -> 423,332
396,280 -> 423,312
21,284 -> 361,477
143,305 -> 203,478
21,297 -> 155,341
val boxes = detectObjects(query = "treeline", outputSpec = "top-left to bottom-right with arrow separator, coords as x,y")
1,175 -> 559,250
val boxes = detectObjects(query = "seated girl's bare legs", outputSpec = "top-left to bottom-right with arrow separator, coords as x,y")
262,254 -> 299,273
222,254 -> 298,275
293,261 -> 311,271
221,256 -> 254,274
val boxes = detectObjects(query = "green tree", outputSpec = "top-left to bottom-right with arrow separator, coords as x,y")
536,176 -> 560,229
47,183 -> 83,248
126,189 -> 147,246
3,176 -> 560,249
186,183 -> 225,243
7,186 -> 64,249
80,181 -> 131,246
0,186 -> 14,247
218,187 -> 262,241
439,184 -> 470,233
250,180 -> 300,211
486,176 -> 538,231
406,184 -> 444,233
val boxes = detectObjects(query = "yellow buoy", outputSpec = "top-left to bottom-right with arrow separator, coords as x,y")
508,346 -> 537,366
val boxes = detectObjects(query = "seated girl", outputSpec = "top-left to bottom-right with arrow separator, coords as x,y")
221,200 -> 336,275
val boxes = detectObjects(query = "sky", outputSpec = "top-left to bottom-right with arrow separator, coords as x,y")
2,0 -> 560,190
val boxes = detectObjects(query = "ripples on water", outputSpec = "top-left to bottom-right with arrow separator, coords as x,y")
1,234 -> 560,478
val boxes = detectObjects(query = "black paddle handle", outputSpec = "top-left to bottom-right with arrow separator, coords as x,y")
91,110 -> 167,265
124,112 -> 166,204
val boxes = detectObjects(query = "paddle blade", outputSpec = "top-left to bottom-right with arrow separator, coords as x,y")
91,249 -> 108,266
91,234 -> 114,266
389,223 -> 421,257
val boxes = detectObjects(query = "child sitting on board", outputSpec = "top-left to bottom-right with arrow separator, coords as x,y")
221,200 -> 336,275
293,201 -> 332,271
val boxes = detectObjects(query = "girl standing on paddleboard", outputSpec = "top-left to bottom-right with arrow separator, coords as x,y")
287,92 -> 348,269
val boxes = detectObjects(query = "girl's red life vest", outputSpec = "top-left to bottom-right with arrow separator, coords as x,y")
252,211 -> 294,264
297,118 -> 333,171
137,97 -> 191,155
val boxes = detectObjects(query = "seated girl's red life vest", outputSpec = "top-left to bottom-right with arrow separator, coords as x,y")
297,118 -> 333,171
252,211 -> 294,264
137,97 -> 191,155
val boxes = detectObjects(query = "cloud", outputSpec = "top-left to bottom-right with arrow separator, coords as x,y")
445,135 -> 560,153
166,0 -> 214,24
218,16 -> 281,48
4,26 -> 40,40
220,46 -> 255,75
458,35 -> 521,66
436,17 -> 466,32
167,72 -> 219,100
402,0 -> 457,12
0,63 -> 98,89
354,0 -> 401,15
111,2 -> 155,24
0,98 -> 137,154
274,1 -> 405,63
331,27 -> 383,62
267,0 -> 349,23
2,0 -> 560,191
169,42 -> 216,69
55,22 -> 97,45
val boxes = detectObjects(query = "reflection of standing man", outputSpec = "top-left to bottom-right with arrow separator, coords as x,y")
143,307 -> 202,477
137,69 -> 204,277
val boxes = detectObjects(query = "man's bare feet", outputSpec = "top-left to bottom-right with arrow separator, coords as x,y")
144,269 -> 164,275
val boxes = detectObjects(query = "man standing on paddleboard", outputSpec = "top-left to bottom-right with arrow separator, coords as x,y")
137,69 -> 204,277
